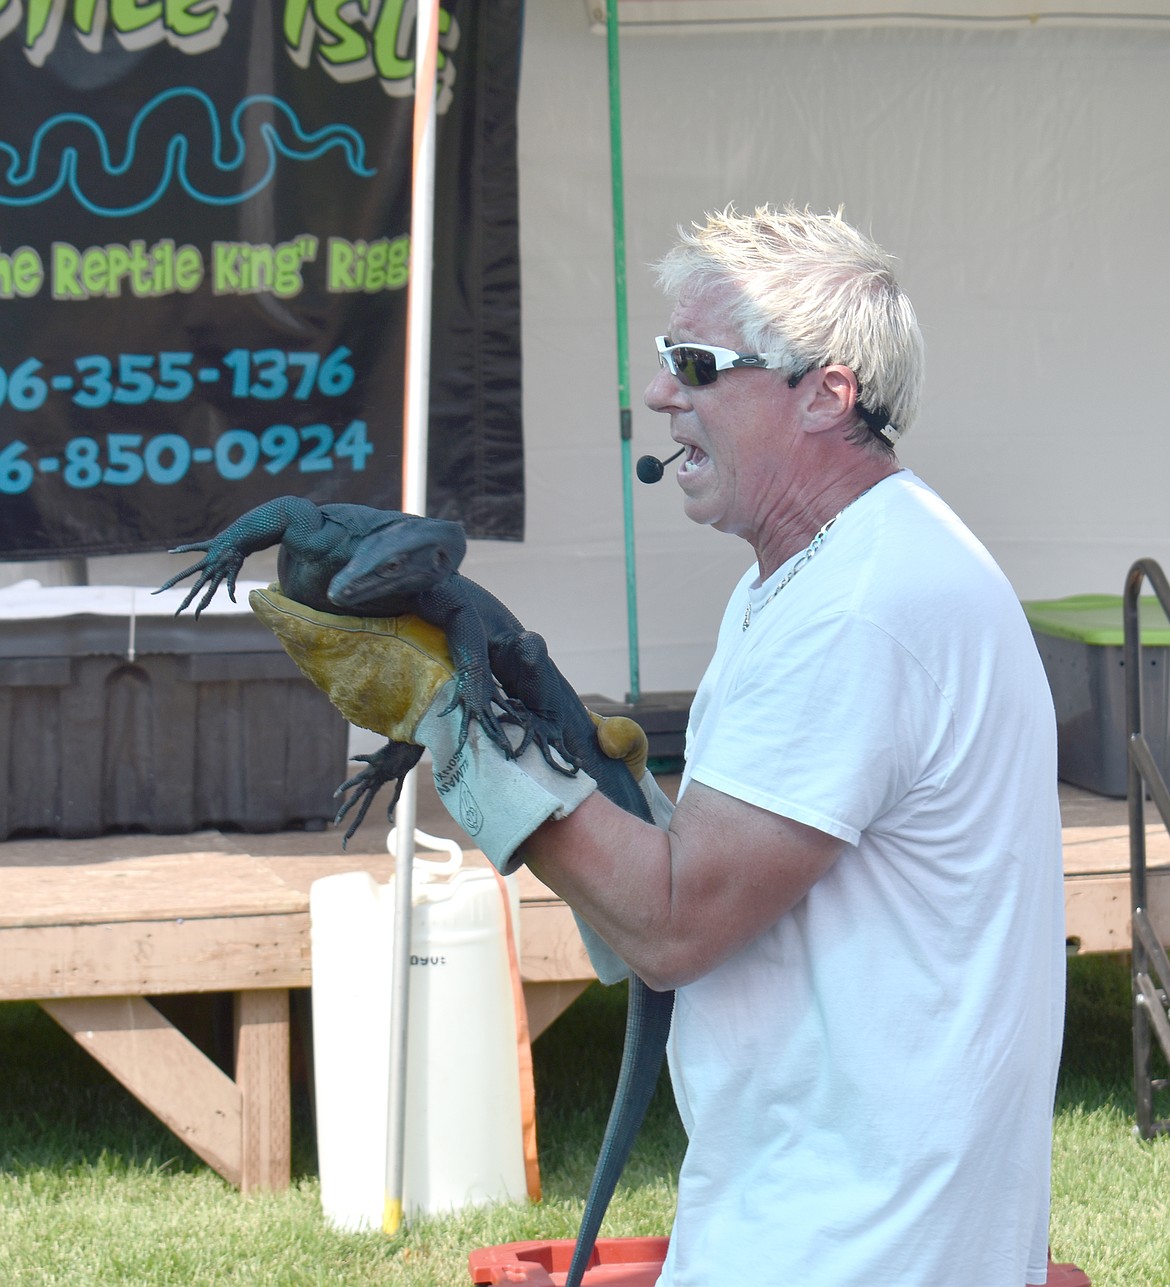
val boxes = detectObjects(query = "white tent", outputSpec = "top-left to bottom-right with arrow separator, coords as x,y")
19,2 -> 1170,709
461,1 -> 1170,701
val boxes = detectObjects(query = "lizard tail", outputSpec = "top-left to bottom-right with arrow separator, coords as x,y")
564,978 -> 675,1287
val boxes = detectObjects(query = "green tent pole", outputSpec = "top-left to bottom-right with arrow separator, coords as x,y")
605,0 -> 641,703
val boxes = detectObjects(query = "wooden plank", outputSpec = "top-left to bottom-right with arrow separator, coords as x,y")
0,828 -> 235,871
514,901 -> 595,983
0,850 -> 296,929
250,845 -> 556,900
39,995 -> 243,1187
1061,823 -> 1170,878
0,914 -> 309,1001
524,980 -> 592,1041
1066,867 -> 1170,953
235,990 -> 291,1193
258,846 -> 507,895
257,851 -> 407,896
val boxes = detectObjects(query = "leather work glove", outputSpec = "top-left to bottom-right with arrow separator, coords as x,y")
250,585 -> 455,738
249,585 -> 598,874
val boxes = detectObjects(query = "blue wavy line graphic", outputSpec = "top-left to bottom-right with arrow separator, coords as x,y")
0,87 -> 375,217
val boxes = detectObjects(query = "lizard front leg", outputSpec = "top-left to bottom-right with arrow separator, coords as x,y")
155,496 -> 325,617
418,578 -> 582,775
409,584 -> 522,758
489,628 -> 583,775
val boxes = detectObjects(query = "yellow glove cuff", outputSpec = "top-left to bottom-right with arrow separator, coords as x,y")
249,584 -> 455,742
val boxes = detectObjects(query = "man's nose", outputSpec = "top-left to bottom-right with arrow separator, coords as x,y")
644,365 -> 689,414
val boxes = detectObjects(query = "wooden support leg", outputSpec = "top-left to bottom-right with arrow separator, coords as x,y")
40,995 -> 244,1186
39,990 -> 292,1193
234,988 -> 291,1193
522,980 -> 592,1041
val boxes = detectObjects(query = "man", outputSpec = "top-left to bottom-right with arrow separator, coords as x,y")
511,206 -> 1066,1285
271,205 -> 1065,1284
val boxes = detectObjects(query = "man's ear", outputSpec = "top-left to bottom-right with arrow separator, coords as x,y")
804,365 -> 860,433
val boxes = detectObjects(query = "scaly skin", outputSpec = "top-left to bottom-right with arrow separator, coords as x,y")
156,496 -> 565,811
157,495 -> 675,1284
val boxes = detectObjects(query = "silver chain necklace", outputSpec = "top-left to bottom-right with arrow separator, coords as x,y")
741,486 -> 875,632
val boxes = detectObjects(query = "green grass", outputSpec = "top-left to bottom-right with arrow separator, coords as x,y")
1049,953 -> 1170,1287
0,983 -> 680,1286
0,957 -> 1165,1285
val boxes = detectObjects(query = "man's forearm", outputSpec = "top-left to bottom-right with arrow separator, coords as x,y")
523,792 -> 682,989
524,782 -> 845,990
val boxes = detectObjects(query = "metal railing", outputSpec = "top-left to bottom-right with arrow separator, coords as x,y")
1125,558 -> 1170,1137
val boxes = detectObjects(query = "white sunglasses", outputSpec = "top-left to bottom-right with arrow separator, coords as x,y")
656,334 -> 901,445
655,335 -> 786,387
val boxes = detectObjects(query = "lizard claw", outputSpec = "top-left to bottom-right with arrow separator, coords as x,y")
154,542 -> 245,618
493,703 -> 581,776
333,741 -> 425,848
439,670 -> 521,759
527,722 -> 583,776
480,628 -> 581,777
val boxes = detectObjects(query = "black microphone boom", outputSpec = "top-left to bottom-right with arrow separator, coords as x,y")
636,447 -> 684,484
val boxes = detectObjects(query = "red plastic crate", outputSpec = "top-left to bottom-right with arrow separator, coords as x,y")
1047,1262 -> 1092,1287
468,1237 -> 668,1286
468,1238 -> 1090,1286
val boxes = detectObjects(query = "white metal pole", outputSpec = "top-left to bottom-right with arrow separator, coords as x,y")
384,0 -> 440,1238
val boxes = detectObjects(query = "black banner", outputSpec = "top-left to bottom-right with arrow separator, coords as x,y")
0,0 -> 524,558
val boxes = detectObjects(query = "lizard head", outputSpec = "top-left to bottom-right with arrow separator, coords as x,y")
327,516 -> 467,610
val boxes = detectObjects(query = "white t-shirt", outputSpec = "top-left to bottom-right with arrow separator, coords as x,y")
658,471 -> 1065,1287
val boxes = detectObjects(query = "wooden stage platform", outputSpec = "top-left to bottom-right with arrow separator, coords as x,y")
0,770 -> 598,1196
1060,781 -> 1170,952
1,771 -> 1166,1196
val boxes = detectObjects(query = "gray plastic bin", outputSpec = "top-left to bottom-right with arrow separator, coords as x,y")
0,590 -> 348,838
1023,594 -> 1170,798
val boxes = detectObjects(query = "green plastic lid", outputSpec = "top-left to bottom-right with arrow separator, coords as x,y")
1021,594 -> 1170,646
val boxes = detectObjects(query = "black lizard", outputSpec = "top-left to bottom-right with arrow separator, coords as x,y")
156,494 -> 584,836
156,495 -> 675,1287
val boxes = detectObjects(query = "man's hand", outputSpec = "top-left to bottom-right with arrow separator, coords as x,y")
249,585 -> 598,873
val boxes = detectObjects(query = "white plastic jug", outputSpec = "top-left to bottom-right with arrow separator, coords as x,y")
310,831 -> 527,1230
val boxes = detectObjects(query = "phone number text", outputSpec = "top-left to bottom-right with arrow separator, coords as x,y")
0,347 -> 356,411
0,421 -> 374,494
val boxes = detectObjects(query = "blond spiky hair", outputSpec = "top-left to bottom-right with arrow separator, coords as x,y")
653,204 -> 925,451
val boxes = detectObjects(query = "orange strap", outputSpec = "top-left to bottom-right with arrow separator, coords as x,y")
493,868 -> 542,1202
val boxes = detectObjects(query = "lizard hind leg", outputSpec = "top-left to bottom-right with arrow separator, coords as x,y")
333,740 -> 425,848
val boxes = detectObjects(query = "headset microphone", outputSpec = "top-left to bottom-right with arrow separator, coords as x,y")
635,446 -> 685,484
